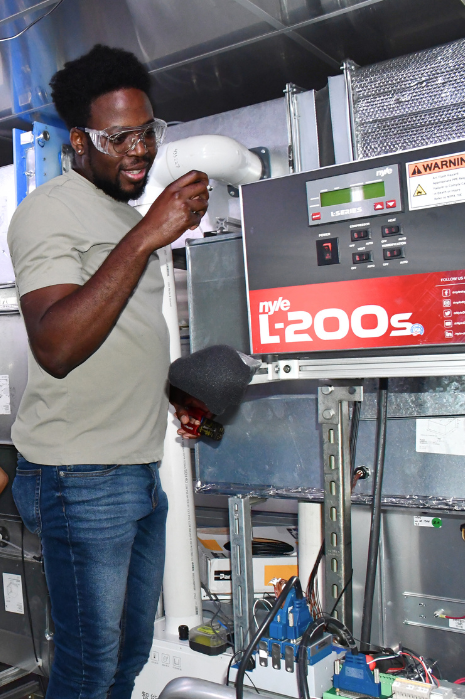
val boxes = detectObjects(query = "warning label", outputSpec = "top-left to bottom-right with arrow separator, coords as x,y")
407,151 -> 465,211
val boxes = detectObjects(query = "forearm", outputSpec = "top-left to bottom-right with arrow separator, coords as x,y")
22,224 -> 153,378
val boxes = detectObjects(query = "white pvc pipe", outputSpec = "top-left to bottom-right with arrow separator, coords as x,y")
158,244 -> 203,636
150,135 -> 263,188
134,193 -> 202,636
298,502 -> 324,609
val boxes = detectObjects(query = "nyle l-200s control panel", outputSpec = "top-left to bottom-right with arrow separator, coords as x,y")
240,140 -> 465,370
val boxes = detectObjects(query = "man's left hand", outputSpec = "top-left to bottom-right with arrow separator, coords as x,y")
169,386 -> 213,439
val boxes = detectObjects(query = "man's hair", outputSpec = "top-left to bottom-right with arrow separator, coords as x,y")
50,44 -> 151,129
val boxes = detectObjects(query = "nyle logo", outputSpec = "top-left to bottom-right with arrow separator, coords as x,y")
376,167 -> 393,177
259,297 -> 290,315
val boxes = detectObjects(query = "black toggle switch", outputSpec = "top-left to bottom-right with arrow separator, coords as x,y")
352,251 -> 373,264
383,246 -> 404,260
382,225 -> 401,237
316,237 -> 339,266
351,228 -> 370,242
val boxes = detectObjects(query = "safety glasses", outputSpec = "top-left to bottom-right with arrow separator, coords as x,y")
76,118 -> 167,157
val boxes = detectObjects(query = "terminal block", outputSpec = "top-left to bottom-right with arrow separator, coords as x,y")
392,678 -> 432,699
333,651 -> 381,698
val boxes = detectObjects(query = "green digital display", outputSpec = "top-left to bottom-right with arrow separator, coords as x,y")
320,181 -> 386,208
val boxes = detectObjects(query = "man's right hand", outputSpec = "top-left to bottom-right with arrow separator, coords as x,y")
136,170 -> 210,252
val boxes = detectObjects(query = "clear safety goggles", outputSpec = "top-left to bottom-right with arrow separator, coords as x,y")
76,118 -> 167,157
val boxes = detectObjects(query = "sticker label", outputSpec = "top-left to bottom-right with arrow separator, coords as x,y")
407,152 -> 465,211
449,618 -> 465,630
249,269 -> 465,354
0,375 -> 10,415
3,573 -> 24,614
19,131 -> 33,145
416,417 -> 465,456
414,516 -> 442,528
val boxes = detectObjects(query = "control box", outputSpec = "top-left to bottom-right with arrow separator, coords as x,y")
241,140 -> 465,375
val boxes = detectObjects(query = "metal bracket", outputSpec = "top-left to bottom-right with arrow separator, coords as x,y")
318,383 -> 363,629
228,495 -> 265,654
403,591 -> 465,634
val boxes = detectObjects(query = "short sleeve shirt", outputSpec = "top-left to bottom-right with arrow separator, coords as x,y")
7,169 -> 170,465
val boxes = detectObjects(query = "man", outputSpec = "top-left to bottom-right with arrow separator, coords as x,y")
7,44 -> 209,699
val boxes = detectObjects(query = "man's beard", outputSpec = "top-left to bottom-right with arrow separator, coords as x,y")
89,153 -> 151,203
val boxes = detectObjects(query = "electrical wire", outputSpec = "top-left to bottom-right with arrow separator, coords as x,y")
0,0 -> 66,42
253,598 -> 272,629
360,377 -> 388,652
297,614 -> 358,699
329,569 -> 353,617
235,576 -> 298,699
350,400 -> 362,475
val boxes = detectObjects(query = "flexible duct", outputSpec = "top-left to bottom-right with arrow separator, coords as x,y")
150,135 -> 263,187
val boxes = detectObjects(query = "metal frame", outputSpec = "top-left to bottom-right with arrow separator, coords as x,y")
318,384 -> 363,628
228,496 -> 256,654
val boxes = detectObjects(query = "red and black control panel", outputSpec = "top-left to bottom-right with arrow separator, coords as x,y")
241,140 -> 465,357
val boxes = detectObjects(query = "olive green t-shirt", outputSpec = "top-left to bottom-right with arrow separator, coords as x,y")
7,169 -> 169,465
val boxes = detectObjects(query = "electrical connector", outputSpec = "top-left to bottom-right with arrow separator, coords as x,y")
392,678 -> 432,699
333,651 -> 381,698
268,587 -> 312,641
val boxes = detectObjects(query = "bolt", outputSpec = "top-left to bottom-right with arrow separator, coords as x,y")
419,602 -> 425,606
321,386 -> 333,395
323,409 -> 335,420
419,615 -> 426,619
274,365 -> 279,373
348,386 -> 357,394
283,365 -> 291,373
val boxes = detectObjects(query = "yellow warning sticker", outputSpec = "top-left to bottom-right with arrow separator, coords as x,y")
406,151 -> 465,211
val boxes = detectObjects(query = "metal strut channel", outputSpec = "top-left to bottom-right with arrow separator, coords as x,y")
228,496 -> 256,654
318,383 -> 363,629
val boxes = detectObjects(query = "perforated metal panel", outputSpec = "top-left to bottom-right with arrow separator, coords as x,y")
351,38 -> 465,158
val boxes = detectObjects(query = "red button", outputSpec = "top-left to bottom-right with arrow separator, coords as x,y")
374,202 -> 384,210
386,200 -> 397,208
312,212 -> 321,221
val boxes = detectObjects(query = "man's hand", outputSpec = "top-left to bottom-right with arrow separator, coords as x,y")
137,170 -> 209,251
169,385 -> 213,440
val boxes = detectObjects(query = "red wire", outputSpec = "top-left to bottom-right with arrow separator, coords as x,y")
445,615 -> 465,620
454,678 -> 465,684
399,652 -> 431,684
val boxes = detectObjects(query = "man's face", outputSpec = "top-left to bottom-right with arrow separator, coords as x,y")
82,88 -> 156,202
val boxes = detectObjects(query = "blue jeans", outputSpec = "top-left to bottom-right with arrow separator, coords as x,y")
12,457 -> 168,699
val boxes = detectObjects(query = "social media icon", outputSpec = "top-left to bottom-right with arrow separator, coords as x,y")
444,309 -> 452,317
443,289 -> 451,297
443,299 -> 451,307
445,330 -> 454,338
444,320 -> 453,328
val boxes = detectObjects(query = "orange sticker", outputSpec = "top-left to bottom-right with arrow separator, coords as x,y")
264,564 -> 298,586
408,153 -> 465,177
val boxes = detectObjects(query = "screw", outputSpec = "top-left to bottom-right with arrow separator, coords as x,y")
348,386 -> 357,394
283,365 -> 291,373
321,386 -> 333,394
323,409 -> 335,420
419,615 -> 426,619
274,365 -> 279,373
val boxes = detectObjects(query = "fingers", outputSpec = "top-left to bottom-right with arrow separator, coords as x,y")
173,170 -> 209,188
